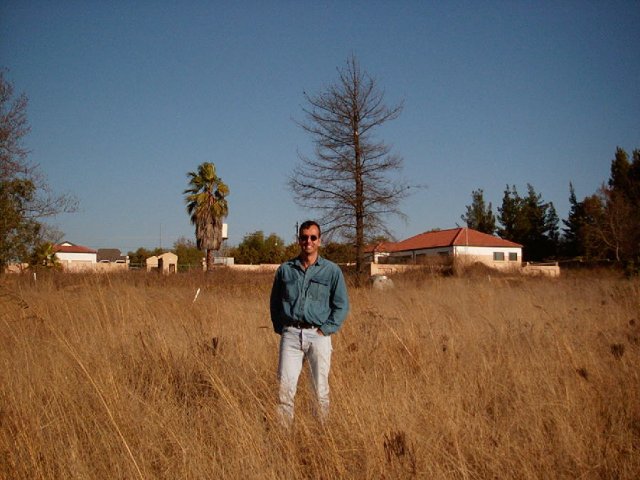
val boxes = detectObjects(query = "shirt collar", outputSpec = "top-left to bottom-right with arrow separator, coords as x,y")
292,255 -> 324,268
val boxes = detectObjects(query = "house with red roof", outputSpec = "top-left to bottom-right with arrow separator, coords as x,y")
53,242 -> 98,271
368,227 -> 522,272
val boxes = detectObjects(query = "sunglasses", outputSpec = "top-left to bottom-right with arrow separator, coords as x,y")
299,234 -> 318,242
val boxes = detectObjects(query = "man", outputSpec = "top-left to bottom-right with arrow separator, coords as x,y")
270,220 -> 349,425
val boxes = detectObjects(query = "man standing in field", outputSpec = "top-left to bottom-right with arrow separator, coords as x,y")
270,220 -> 349,425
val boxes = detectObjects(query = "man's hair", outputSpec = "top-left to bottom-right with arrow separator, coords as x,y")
299,220 -> 321,238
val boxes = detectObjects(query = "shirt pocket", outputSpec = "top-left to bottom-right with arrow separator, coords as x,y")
283,279 -> 299,301
308,279 -> 330,302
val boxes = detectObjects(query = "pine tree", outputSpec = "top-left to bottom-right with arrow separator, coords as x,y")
461,189 -> 496,234
562,183 -> 586,258
496,185 -> 522,240
497,184 -> 559,261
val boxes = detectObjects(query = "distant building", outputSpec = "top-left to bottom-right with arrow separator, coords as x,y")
146,252 -> 178,274
368,227 -> 523,272
4,263 -> 29,274
97,248 -> 129,264
53,242 -> 98,272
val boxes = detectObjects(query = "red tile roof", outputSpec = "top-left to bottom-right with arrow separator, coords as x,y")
53,243 -> 97,254
369,228 -> 522,253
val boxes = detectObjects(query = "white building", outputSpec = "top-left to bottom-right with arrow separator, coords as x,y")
368,227 -> 523,271
53,242 -> 98,271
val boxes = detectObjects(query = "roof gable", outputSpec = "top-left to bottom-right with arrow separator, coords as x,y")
450,228 -> 522,248
54,242 -> 97,254
97,249 -> 125,262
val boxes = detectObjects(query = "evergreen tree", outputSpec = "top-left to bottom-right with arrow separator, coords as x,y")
496,185 -> 522,240
609,147 -> 632,193
584,194 -> 614,260
461,189 -> 496,234
561,183 -> 584,257
545,201 -> 560,258
497,184 -> 559,261
582,147 -> 640,264
521,184 -> 559,260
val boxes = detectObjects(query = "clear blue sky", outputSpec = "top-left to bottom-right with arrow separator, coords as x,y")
2,1 -> 639,253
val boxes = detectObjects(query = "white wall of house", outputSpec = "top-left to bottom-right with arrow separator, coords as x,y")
59,261 -> 94,272
380,245 -> 521,270
378,247 -> 453,263
55,252 -> 97,271
55,252 -> 96,263
452,246 -> 521,270
385,247 -> 452,263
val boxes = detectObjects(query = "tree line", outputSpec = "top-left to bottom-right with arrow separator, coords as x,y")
127,237 -> 206,271
127,233 -> 357,268
226,231 -> 356,265
461,146 -> 640,269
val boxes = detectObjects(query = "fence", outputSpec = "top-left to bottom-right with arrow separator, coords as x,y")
521,262 -> 561,277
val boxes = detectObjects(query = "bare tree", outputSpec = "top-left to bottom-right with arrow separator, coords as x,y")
576,148 -> 640,265
1,71 -> 77,270
0,70 -> 30,182
290,56 -> 409,284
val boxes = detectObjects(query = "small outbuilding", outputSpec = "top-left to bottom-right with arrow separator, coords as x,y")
146,252 -> 178,274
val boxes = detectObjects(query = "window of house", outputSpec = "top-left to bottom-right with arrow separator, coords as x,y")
493,252 -> 505,261
509,252 -> 518,261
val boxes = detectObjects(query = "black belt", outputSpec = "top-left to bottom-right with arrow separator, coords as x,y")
285,321 -> 316,329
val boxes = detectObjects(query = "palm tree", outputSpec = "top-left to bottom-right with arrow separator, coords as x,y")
30,242 -> 60,269
184,162 -> 229,271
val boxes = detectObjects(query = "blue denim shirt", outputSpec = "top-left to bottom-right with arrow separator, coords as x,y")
270,256 -> 349,336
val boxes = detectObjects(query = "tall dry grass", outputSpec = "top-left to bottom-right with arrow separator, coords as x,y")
1,269 -> 638,479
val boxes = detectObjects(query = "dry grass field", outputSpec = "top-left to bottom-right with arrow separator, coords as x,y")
1,268 -> 639,479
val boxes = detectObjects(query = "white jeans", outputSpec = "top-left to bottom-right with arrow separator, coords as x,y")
277,326 -> 332,425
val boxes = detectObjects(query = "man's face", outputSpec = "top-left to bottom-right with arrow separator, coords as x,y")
298,225 -> 321,256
